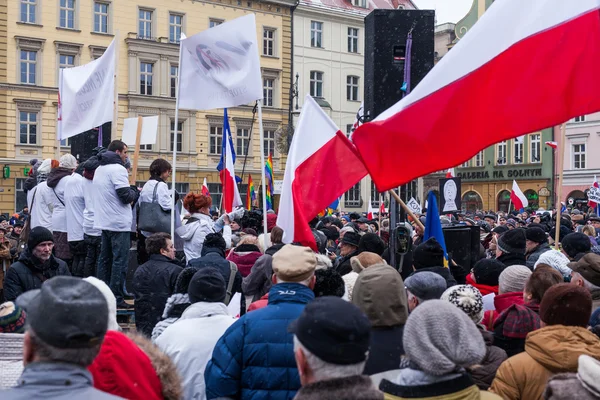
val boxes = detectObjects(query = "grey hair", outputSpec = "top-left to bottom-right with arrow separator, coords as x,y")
293,336 -> 366,381
28,327 -> 103,368
276,275 -> 314,286
407,290 -> 424,305
574,272 -> 600,292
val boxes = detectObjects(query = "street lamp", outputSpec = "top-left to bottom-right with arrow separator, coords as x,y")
286,72 -> 300,151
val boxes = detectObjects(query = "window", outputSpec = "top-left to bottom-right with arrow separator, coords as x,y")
19,111 -> 38,144
263,78 -> 274,107
138,9 -> 153,39
59,137 -> 72,147
170,65 -> 178,98
514,139 -> 524,164
170,120 -> 183,152
15,179 -> 28,213
346,124 -> 354,136
20,51 -> 37,85
475,150 -> 484,167
209,19 -> 223,28
574,115 -> 586,123
345,182 -> 361,207
462,160 -> 470,167
140,62 -> 153,95
310,21 -> 322,48
207,183 -> 222,209
348,28 -> 358,53
497,141 -> 507,165
263,28 -> 275,56
93,2 -> 109,33
20,0 -> 36,23
236,127 -> 250,156
310,71 -> 323,97
59,0 -> 75,29
166,182 -> 190,195
209,125 -> 223,155
263,129 -> 275,157
139,143 -> 152,151
530,134 -> 541,163
370,181 -> 380,206
351,0 -> 367,7
169,13 -> 183,43
573,143 -> 586,169
347,76 -> 359,101
58,54 -> 75,70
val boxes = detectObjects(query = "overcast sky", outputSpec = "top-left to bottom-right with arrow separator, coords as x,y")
412,0 -> 473,24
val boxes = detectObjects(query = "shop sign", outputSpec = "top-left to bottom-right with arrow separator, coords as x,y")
538,187 -> 550,197
457,168 -> 543,181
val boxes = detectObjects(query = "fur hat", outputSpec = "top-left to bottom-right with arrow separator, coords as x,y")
562,233 -> 592,259
313,268 -> 345,298
526,227 -> 548,244
540,283 -> 592,327
350,252 -> 385,273
357,233 -> 386,256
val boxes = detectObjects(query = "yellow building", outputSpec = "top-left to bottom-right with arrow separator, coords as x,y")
0,0 -> 293,214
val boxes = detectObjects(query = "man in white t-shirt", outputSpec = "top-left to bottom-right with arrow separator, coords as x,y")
65,168 -> 87,277
93,140 -> 139,309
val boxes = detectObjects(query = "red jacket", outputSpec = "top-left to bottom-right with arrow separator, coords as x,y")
247,293 -> 269,312
227,244 -> 263,277
482,291 -> 524,331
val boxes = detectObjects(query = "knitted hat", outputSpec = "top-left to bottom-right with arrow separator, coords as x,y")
492,226 -> 509,235
203,233 -> 226,251
84,277 -> 120,331
499,265 -> 532,294
526,227 -> 548,244
539,283 -> 592,327
535,250 -> 572,278
59,153 -> 77,169
37,159 -> 52,175
405,271 -> 447,301
472,258 -> 504,286
357,233 -> 386,256
188,268 -> 226,303
272,245 -> 317,282
413,238 -> 445,269
497,229 -> 526,255
441,285 -> 484,324
341,231 -> 360,247
27,226 -> 54,251
0,302 -> 26,333
313,269 -> 345,298
403,300 -> 486,376
562,233 -> 592,259
350,252 -> 385,273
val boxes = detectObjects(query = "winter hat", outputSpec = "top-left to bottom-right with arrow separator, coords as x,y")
272,245 -> 317,282
188,268 -> 226,303
59,153 -> 77,169
539,283 -> 592,327
37,159 -> 52,175
84,277 -> 120,331
506,219 -> 517,228
492,225 -> 509,235
174,267 -> 199,294
0,302 -> 26,333
497,229 -> 527,255
553,225 -> 573,244
472,258 -> 504,286
203,233 -> 226,251
413,237 -> 445,269
569,253 -> 600,287
535,250 -> 572,278
350,252 -> 386,273
341,231 -> 360,247
441,285 -> 484,324
499,265 -> 532,294
526,227 -> 548,244
562,233 -> 592,259
27,226 -> 54,250
357,233 -> 386,256
403,300 -> 486,376
313,269 -> 345,298
88,331 -> 163,400
83,156 -> 100,171
405,271 -> 447,301
266,213 -> 278,232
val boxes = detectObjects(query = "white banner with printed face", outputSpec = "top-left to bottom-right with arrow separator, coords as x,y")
59,39 -> 116,140
407,197 -> 422,214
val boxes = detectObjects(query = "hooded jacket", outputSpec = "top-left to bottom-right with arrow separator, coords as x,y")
482,292 -> 525,330
46,168 -> 72,233
3,248 -> 71,301
226,243 -> 263,277
243,254 -> 274,302
151,293 -> 190,341
352,265 -> 408,375
176,213 -> 231,261
525,242 -> 551,269
155,302 -> 236,400
490,325 -> 600,400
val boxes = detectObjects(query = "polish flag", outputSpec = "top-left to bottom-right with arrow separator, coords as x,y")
589,175 -> 598,208
367,197 -> 376,220
277,95 -> 368,249
379,197 -> 386,215
545,141 -> 558,149
201,177 -> 210,197
510,180 -> 529,210
352,0 -> 600,191
446,168 -> 455,178
219,136 -> 243,213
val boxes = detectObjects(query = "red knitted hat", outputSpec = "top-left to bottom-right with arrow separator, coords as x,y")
88,331 -> 162,400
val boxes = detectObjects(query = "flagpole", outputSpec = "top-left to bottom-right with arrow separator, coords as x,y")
112,30 -> 119,141
170,35 -> 184,239
554,123 -> 567,247
257,99 -> 269,251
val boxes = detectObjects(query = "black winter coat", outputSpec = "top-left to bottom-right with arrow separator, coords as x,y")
4,248 -> 71,301
497,252 -> 527,268
133,254 -> 182,337
335,249 -> 359,276
363,325 -> 405,375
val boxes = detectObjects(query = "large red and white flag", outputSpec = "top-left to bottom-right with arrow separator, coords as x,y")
510,180 -> 529,210
277,95 -> 368,249
220,135 -> 242,213
353,0 -> 600,191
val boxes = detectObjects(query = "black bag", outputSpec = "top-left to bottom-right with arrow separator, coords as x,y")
138,182 -> 171,233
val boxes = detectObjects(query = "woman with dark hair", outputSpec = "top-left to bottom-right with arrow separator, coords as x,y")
138,159 -> 173,265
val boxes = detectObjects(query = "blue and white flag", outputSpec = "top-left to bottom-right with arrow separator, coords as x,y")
217,108 -> 236,171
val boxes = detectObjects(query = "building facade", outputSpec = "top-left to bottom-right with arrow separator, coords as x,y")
0,0 -> 294,214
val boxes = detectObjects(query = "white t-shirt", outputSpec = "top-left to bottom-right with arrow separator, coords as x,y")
49,174 -> 71,233
82,178 -> 101,237
93,163 -> 132,232
29,182 -> 53,231
65,173 -> 85,242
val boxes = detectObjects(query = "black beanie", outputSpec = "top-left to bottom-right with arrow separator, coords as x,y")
313,269 -> 345,298
204,233 -> 226,251
525,227 -> 548,244
357,233 -> 386,256
175,267 -> 199,294
188,268 -> 226,303
562,232 -> 591,259
27,226 -> 54,251
497,228 -> 526,255
473,258 -> 505,286
413,237 -> 444,269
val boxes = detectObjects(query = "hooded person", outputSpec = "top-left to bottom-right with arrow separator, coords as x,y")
525,227 -> 551,269
352,264 -> 408,375
410,237 -> 457,288
466,258 -> 504,311
534,250 -> 572,280
544,355 -> 600,400
441,285 -> 507,390
379,300 -> 501,400
343,252 -> 386,301
226,235 -> 263,277
28,159 -> 54,231
496,229 -> 527,267
569,252 -> 600,310
23,158 -> 40,194
562,232 -> 592,261
490,284 -> 600,400
242,228 -> 283,303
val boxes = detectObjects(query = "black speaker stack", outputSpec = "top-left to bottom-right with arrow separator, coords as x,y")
69,121 -> 112,163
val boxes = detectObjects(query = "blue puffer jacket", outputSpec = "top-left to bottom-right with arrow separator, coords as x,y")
204,283 -> 315,400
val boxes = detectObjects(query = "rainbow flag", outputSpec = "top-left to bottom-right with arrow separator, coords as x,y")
246,175 -> 256,210
265,153 -> 274,210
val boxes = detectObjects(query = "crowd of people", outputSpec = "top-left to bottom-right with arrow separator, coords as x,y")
2,140 -> 600,399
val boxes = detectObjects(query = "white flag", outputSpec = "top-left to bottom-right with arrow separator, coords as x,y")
178,14 -> 262,110
59,38 -> 116,140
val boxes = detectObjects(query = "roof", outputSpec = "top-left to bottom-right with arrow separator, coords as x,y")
299,0 -> 416,17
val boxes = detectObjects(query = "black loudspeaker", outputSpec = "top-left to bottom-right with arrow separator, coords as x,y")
364,10 -> 435,120
443,225 -> 482,273
70,121 -> 112,163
